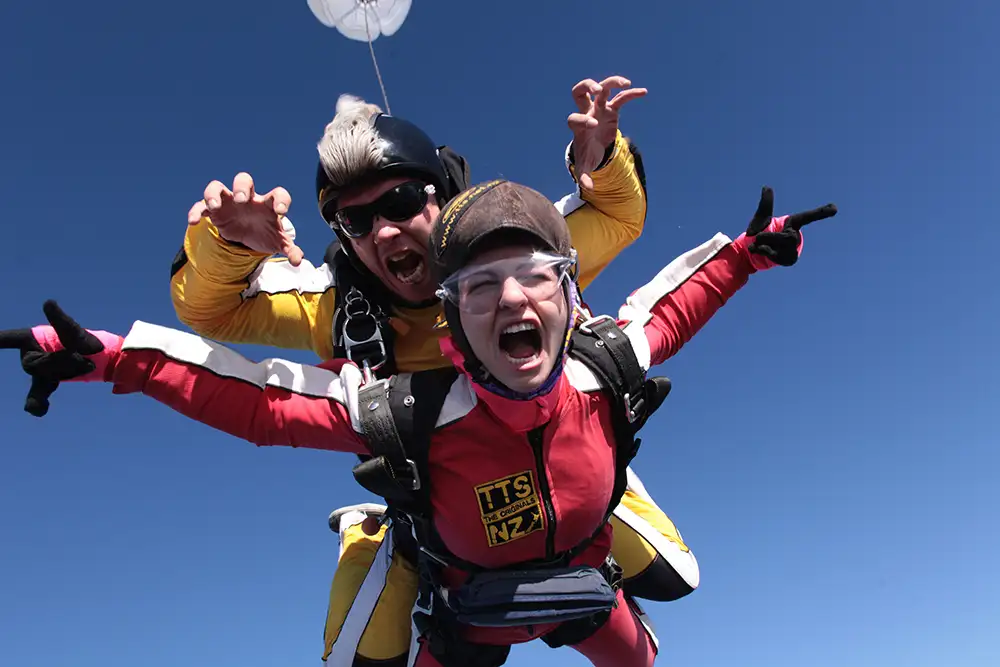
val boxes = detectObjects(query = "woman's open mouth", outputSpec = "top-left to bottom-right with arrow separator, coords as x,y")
386,249 -> 426,285
498,322 -> 543,367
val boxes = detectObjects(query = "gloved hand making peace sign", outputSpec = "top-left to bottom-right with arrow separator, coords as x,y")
0,301 -> 121,417
735,186 -> 838,270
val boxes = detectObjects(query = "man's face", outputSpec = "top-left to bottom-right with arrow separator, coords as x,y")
340,176 -> 441,303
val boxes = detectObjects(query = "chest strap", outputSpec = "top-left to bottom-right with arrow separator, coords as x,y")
331,249 -> 395,376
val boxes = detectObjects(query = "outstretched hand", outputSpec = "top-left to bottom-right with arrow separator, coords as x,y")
188,172 -> 304,266
743,187 -> 838,267
568,75 -> 647,191
0,301 -> 105,417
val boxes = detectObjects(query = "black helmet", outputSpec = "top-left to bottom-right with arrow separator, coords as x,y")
316,113 -> 450,217
429,179 -> 574,284
314,102 -> 471,309
429,179 -> 580,397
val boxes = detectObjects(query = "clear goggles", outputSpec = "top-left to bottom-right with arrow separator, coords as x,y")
436,251 -> 576,315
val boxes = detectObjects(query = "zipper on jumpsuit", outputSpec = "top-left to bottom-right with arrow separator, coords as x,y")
527,424 -> 557,561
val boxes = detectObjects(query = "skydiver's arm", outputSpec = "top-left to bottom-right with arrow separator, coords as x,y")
32,320 -> 369,454
170,217 -> 338,358
563,131 -> 648,289
617,191 -> 833,368
615,233 -> 754,369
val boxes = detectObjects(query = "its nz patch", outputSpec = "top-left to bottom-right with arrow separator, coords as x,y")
475,471 -> 544,547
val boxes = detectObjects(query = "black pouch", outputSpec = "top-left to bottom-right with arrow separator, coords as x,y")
447,565 -> 618,627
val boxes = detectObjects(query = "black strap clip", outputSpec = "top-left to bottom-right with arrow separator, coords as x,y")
341,287 -> 388,372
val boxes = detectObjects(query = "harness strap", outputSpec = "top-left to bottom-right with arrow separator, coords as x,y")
354,313 -> 668,666
331,250 -> 396,375
353,367 -> 458,520
359,314 -> 667,570
573,315 -> 647,425
354,378 -> 421,507
568,319 -> 645,504
556,316 -> 670,564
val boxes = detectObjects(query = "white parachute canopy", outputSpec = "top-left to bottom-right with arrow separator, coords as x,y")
307,0 -> 412,42
306,0 -> 411,113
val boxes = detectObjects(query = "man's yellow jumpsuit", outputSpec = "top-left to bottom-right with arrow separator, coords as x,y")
169,133 -> 700,664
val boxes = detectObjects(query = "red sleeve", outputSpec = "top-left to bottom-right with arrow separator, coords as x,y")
106,321 -> 369,455
618,233 -> 753,367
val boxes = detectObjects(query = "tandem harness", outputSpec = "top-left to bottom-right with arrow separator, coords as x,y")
350,314 -> 671,665
326,143 -> 473,377
329,247 -> 397,377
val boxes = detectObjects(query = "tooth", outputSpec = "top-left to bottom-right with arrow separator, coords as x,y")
502,322 -> 537,335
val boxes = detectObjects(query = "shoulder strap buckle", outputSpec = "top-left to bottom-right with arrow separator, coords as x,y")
577,313 -> 616,336
341,287 -> 389,372
354,368 -> 459,515
574,315 -> 644,399
357,378 -> 422,492
397,457 -> 422,491
622,391 -> 645,425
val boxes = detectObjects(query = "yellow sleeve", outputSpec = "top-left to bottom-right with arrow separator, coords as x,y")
561,130 -> 648,290
169,217 -> 337,359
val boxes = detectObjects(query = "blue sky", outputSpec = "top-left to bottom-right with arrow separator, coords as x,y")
1,0 -> 997,665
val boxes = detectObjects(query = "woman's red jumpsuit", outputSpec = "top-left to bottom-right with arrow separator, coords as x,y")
34,229 -> 777,666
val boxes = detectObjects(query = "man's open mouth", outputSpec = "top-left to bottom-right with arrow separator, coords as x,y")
498,322 -> 542,366
386,249 -> 426,285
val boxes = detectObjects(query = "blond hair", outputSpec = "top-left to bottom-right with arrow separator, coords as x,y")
316,94 -> 386,189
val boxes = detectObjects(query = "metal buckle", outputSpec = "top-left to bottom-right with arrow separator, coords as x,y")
578,313 -> 615,335
341,287 -> 388,372
396,457 -> 422,492
604,556 -> 624,593
623,391 -> 645,424
419,545 -> 451,568
347,338 -> 387,373
360,375 -> 389,393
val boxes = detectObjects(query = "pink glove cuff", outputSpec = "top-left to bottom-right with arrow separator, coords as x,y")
31,326 -> 124,382
733,215 -> 804,271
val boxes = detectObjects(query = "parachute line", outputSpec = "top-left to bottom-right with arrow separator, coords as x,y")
363,5 -> 392,115
307,0 -> 410,113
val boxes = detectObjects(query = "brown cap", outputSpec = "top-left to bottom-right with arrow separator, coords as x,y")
429,179 -> 572,281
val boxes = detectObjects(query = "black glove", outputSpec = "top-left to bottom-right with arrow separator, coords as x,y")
0,300 -> 104,417
744,186 -> 838,266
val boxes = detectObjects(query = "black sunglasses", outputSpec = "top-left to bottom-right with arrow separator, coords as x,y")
322,181 -> 436,239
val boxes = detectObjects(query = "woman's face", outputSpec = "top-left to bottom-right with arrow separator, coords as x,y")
451,244 -> 570,393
